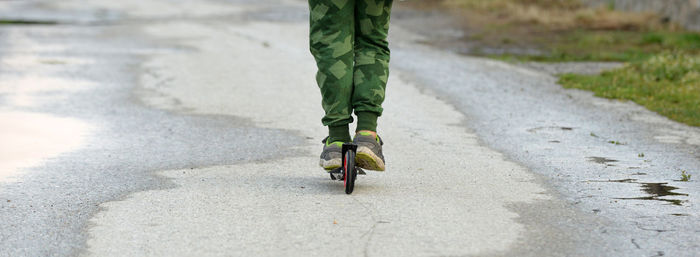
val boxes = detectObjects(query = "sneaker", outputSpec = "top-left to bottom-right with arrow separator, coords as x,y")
319,137 -> 343,171
353,132 -> 385,171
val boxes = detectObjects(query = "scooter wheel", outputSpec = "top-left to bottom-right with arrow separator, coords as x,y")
343,149 -> 356,194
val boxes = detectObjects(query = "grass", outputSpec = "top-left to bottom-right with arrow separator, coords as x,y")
427,1 -> 700,127
0,19 -> 57,25
608,140 -> 625,145
681,170 -> 692,181
490,31 -> 700,62
680,170 -> 691,181
436,0 -> 699,62
443,0 -> 656,31
559,51 -> 700,126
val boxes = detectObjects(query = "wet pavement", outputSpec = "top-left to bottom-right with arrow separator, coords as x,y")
0,0 -> 699,256
390,9 -> 700,255
0,2 -> 301,255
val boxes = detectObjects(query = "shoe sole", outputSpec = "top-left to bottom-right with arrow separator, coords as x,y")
319,159 -> 341,171
356,146 -> 385,171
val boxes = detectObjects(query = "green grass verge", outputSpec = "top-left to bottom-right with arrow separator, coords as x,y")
440,0 -> 700,62
490,31 -> 700,62
435,0 -> 700,126
558,51 -> 700,126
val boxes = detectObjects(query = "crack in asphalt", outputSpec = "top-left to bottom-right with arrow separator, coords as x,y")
631,239 -> 641,249
352,197 -> 381,257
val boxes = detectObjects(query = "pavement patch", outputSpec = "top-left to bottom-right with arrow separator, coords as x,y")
85,16 -> 551,256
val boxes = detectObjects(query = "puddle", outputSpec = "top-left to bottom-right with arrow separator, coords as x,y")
527,126 -> 575,133
587,156 -> 618,164
0,111 -> 92,182
641,183 -> 687,197
616,196 -> 684,206
0,76 -> 93,107
587,179 -> 689,206
589,178 -> 636,183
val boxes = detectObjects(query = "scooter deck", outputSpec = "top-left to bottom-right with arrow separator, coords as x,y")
329,167 -> 365,180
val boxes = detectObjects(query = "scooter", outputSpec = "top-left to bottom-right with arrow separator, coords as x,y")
328,143 -> 365,194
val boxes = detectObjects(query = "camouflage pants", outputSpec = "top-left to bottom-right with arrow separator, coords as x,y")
309,0 -> 392,138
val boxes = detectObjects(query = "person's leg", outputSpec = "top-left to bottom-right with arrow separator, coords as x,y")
309,0 -> 355,170
352,0 -> 393,133
351,0 -> 392,171
309,0 -> 355,143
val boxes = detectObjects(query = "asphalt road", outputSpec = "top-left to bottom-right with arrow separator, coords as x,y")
1,0 -> 698,256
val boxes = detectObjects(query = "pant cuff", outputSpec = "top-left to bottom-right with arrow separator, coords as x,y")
356,112 -> 378,132
328,124 -> 351,143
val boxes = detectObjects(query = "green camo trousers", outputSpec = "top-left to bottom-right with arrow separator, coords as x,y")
309,0 -> 393,143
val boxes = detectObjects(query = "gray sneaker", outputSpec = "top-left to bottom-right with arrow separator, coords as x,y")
319,137 -> 343,171
353,132 -> 385,171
